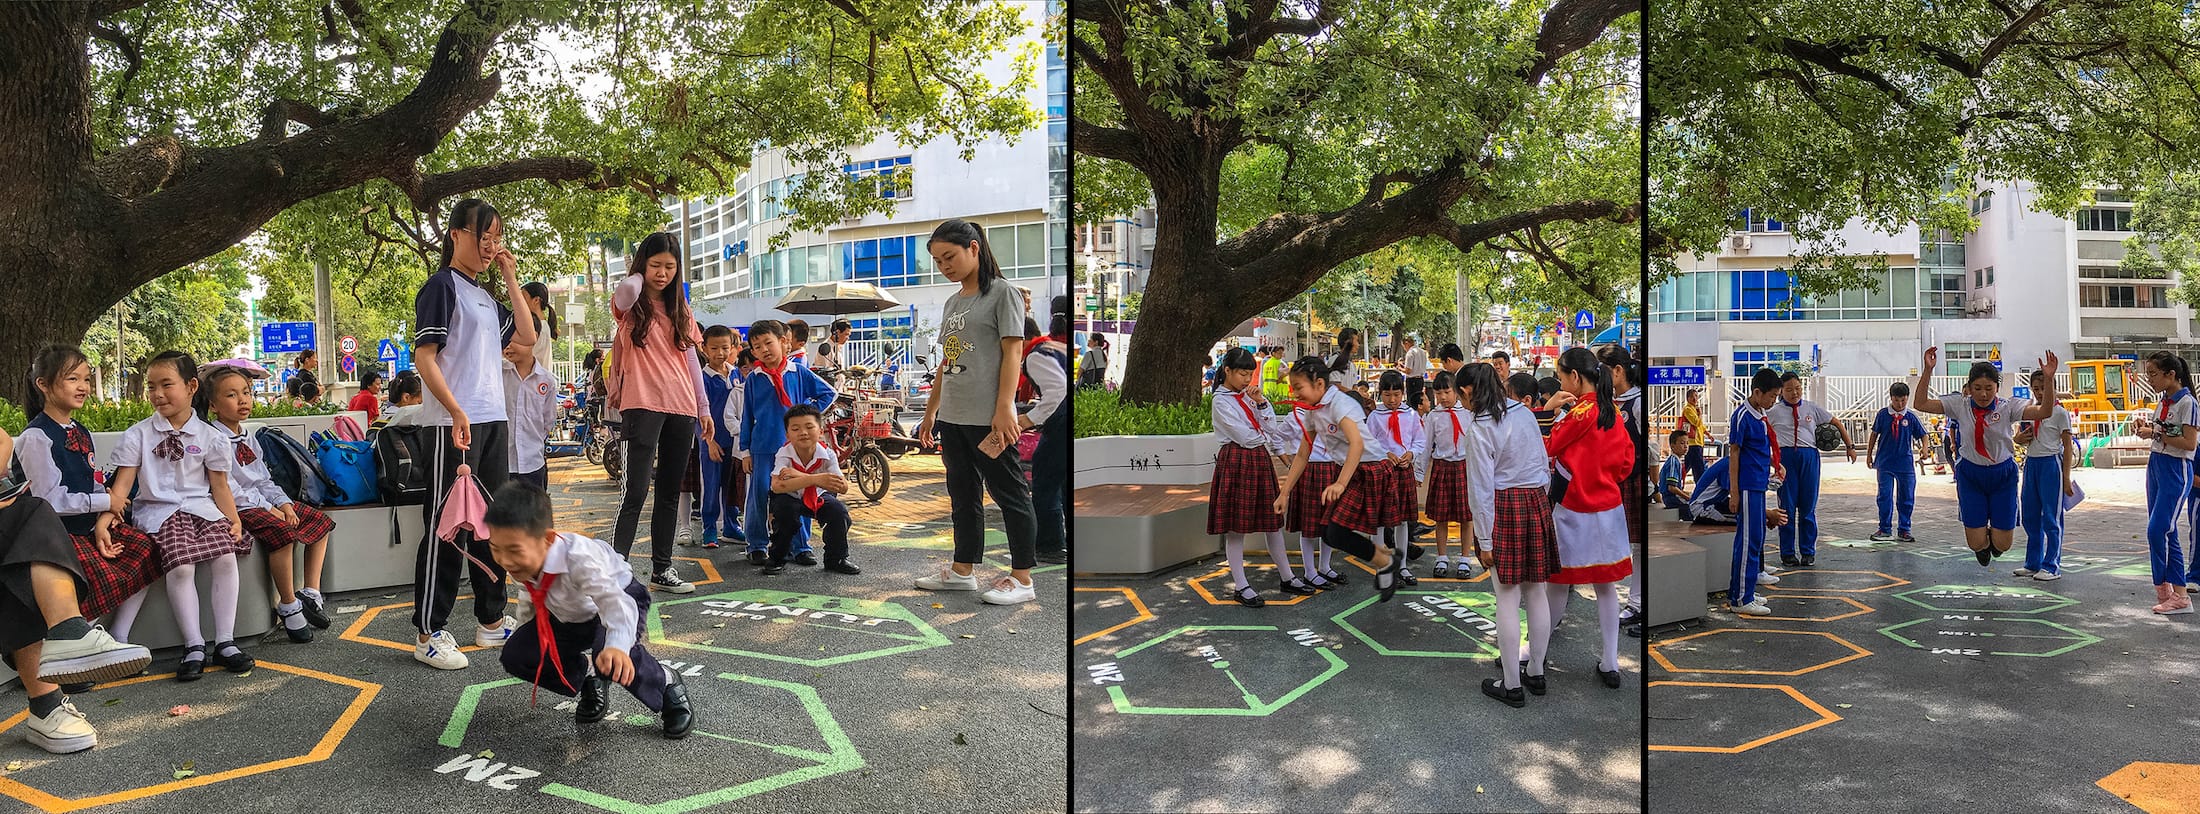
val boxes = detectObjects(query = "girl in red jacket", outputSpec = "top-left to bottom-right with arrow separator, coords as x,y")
1545,347 -> 1636,690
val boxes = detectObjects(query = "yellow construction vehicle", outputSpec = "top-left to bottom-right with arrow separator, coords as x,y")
2063,358 -> 2155,442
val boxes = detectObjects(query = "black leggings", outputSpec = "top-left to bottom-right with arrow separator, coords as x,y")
1320,524 -> 1425,564
938,423 -> 1038,570
615,409 -> 697,573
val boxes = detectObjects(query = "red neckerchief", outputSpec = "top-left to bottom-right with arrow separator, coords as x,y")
1386,409 -> 1405,447
1229,390 -> 1260,430
1445,408 -> 1464,445
1969,398 -> 1999,458
2160,389 -> 2188,423
759,360 -> 794,407
523,572 -> 575,706
1761,406 -> 1784,479
793,456 -> 829,512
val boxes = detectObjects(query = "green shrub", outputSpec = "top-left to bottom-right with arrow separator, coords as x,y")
0,398 -> 25,436
1073,389 -> 1216,439
73,401 -> 157,432
249,401 -> 344,419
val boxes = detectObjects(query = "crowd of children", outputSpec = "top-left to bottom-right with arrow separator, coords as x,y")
1207,336 -> 1641,708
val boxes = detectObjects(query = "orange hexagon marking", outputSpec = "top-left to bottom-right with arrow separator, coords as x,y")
1762,569 -> 1911,594
1187,565 -> 1317,606
1650,628 -> 1872,676
1343,554 -> 1490,584
0,661 -> 380,813
1073,586 -> 1156,646
1749,594 -> 1875,623
1647,681 -> 1841,754
340,555 -> 722,653
2097,761 -> 2200,813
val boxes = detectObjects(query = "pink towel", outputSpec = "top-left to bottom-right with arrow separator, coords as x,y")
436,463 -> 489,543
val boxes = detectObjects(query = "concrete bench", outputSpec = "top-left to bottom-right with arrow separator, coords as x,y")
99,541 -> 277,653
1071,484 -> 1214,575
1645,536 -> 1705,627
321,504 -> 429,593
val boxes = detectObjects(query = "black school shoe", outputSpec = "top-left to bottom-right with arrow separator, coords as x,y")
824,560 -> 862,575
295,591 -> 331,630
274,607 -> 314,643
1322,569 -> 1348,585
1481,678 -> 1526,708
747,551 -> 768,565
1780,556 -> 1802,567
792,552 -> 819,567
1800,555 -> 1816,567
1307,577 -> 1339,592
1232,586 -> 1266,608
761,562 -> 788,575
1974,546 -> 1993,566
1522,671 -> 1547,696
577,675 -> 611,724
660,672 -> 695,740
213,642 -> 254,675
1598,668 -> 1623,689
1279,577 -> 1318,596
176,647 -> 206,682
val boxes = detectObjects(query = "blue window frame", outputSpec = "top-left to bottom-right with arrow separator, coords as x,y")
1732,347 -> 1801,379
1729,269 -> 1797,320
844,156 -> 914,199
844,236 -> 919,288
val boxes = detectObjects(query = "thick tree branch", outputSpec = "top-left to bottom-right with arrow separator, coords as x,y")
1525,0 -> 1640,87
89,21 -> 141,110
258,98 -> 333,142
401,156 -> 644,211
1435,199 -> 1640,256
1071,115 -> 1145,166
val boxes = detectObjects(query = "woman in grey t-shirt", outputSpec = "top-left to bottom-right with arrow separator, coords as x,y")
913,219 -> 1040,606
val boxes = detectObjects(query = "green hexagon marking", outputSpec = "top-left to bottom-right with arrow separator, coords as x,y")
1332,591 -> 1525,658
1103,625 -> 1346,716
1877,616 -> 2102,657
649,589 -> 951,666
440,674 -> 862,813
1893,584 -> 2077,614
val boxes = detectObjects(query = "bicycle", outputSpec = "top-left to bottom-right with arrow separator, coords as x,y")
818,365 -> 904,502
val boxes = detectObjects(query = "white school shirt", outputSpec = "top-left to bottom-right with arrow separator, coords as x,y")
1369,405 -> 1425,481
1468,401 -> 1551,549
1265,406 -> 1305,458
1767,397 -> 1836,449
502,359 -> 560,474
13,420 -> 108,519
2023,406 -> 2072,458
1402,347 -> 1429,377
514,532 -> 642,653
772,443 -> 844,500
1425,406 -> 1472,462
1211,387 -> 1272,449
1938,394 -> 2031,466
2151,389 -> 2200,459
112,413 -> 232,532
1303,388 -> 1366,468
219,424 -> 293,512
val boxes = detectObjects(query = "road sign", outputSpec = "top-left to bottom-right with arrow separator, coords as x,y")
1573,310 -> 1595,333
1649,366 -> 1707,387
340,353 -> 356,374
2013,385 -> 2032,400
339,335 -> 357,354
260,321 -> 316,354
1988,346 -> 2001,362
377,339 -> 399,362
1085,295 -> 1100,313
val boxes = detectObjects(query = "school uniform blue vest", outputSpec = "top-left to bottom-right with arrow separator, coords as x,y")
23,414 -> 103,535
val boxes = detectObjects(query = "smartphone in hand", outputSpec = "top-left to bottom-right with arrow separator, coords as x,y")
979,432 -> 1011,459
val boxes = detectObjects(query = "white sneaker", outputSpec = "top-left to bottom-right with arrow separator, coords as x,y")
1731,600 -> 1772,616
1756,572 -> 1780,585
475,616 -> 518,648
23,699 -> 96,754
2032,571 -> 2062,581
1762,563 -> 1782,575
2012,568 -> 2035,577
980,576 -> 1037,605
37,625 -> 152,685
414,631 -> 470,670
915,566 -> 981,591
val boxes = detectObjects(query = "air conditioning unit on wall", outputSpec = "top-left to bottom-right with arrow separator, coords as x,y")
1729,234 -> 1753,252
1967,296 -> 1996,315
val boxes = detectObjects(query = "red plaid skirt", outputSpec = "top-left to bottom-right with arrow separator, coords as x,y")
70,524 -> 160,620
1328,463 -> 1391,535
149,511 -> 249,569
1287,461 -> 1342,536
1488,486 -> 1561,585
1208,443 -> 1284,534
240,505 -> 335,553
1384,461 -> 1420,527
1425,458 -> 1472,523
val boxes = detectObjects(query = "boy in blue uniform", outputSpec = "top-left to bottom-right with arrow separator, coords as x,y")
1688,457 -> 1736,526
697,326 -> 746,549
1660,430 -> 1691,518
739,320 -> 836,566
1867,382 -> 1927,543
1727,369 -> 1790,615
1770,373 -> 1855,567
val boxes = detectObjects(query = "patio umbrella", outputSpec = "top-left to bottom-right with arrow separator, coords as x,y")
205,358 -> 273,379
773,281 -> 903,316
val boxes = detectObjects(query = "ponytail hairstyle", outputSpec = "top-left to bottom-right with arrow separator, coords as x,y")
1460,362 -> 1508,423
439,198 -> 500,272
390,370 -> 423,404
1213,347 -> 1260,392
1048,295 -> 1071,341
522,280 -> 559,342
1558,347 -> 1616,430
24,344 -> 91,418
1596,343 -> 1639,391
195,365 -> 251,420
928,219 -> 1002,295
1507,371 -> 1538,402
1290,354 -> 1370,412
626,231 -> 696,352
2147,350 -> 2194,393
1331,328 -> 1362,372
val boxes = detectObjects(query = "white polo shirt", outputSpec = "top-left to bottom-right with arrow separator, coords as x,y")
413,267 -> 516,426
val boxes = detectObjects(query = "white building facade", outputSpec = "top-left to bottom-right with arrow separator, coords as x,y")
1649,181 -> 2196,383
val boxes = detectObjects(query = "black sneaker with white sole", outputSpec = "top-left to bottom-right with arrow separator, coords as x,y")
651,568 -> 696,594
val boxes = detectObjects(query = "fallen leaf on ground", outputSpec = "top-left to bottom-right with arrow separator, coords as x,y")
4,761 -> 22,772
931,603 -> 945,609
102,698 -> 120,707
700,639 -> 713,645
952,733 -> 968,745
1835,703 -> 1853,709
919,706 -> 928,711
167,705 -> 191,717
1475,786 -> 1484,794
172,762 -> 196,780
661,615 -> 672,619
959,634 -> 976,639
478,749 -> 495,759
712,623 -> 725,628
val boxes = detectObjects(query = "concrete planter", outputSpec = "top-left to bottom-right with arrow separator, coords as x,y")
1073,433 -> 1222,575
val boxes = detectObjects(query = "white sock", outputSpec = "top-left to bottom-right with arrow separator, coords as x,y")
1436,555 -> 1449,569
1594,582 -> 1621,673
165,563 -> 205,649
1494,576 -> 1524,689
1265,531 -> 1298,582
210,554 -> 240,645
279,600 -> 308,631
1224,534 -> 1250,592
1621,564 -> 1643,613
1525,581 -> 1557,677
300,587 -> 324,602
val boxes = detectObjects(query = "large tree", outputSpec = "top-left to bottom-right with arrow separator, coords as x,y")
1073,0 -> 1642,405
0,0 -> 1037,402
1650,0 -> 2200,295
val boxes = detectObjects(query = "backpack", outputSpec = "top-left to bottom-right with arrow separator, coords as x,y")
256,427 -> 337,506
330,414 -> 367,442
310,431 -> 378,506
372,424 -> 434,507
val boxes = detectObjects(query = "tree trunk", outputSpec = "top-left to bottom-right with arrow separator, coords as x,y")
0,261 -> 139,405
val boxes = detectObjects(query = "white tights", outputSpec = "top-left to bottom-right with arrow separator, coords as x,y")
1544,581 -> 1623,673
107,554 -> 241,649
1492,573 -> 1556,690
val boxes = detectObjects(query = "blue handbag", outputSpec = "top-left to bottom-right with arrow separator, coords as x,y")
310,431 -> 380,506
